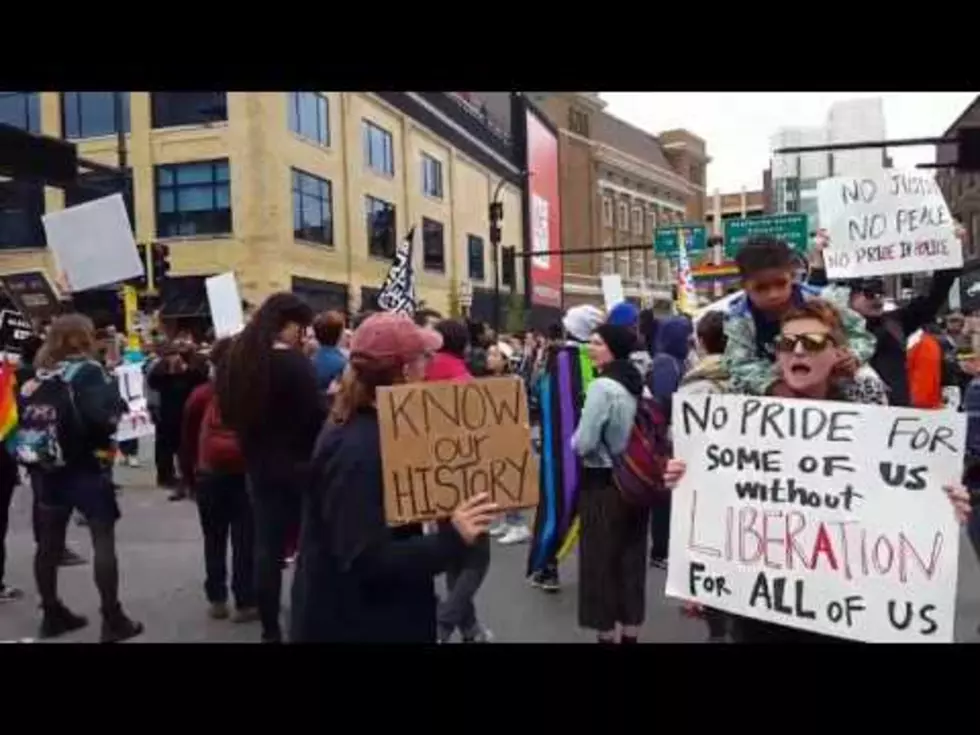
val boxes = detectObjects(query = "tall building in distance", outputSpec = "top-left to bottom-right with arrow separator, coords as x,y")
0,91 -> 525,327
767,97 -> 890,231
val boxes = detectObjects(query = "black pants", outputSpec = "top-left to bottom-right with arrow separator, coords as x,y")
649,493 -> 672,561
0,477 -> 16,588
155,435 -> 178,487
196,472 -> 255,609
248,474 -> 301,642
32,470 -> 121,615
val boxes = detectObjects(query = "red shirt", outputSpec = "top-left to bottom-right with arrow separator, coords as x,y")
179,382 -> 214,486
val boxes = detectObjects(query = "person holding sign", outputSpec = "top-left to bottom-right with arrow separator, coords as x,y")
571,322 -> 649,644
669,299 -> 972,643
723,236 -> 876,399
289,313 -> 499,643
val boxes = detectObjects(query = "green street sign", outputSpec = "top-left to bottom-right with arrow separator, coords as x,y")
654,224 -> 708,257
723,213 -> 809,257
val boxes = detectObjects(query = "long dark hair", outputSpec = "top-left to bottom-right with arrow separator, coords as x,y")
216,292 -> 313,437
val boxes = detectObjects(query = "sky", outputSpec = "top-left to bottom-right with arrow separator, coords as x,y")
601,92 -> 978,193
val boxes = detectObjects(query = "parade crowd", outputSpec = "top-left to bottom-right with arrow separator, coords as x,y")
0,228 -> 978,643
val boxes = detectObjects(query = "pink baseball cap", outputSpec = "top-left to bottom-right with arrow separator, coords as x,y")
349,312 -> 443,371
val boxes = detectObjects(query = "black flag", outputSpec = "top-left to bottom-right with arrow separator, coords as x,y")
376,225 -> 418,316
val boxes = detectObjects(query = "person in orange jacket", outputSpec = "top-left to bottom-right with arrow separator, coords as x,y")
907,327 -> 944,410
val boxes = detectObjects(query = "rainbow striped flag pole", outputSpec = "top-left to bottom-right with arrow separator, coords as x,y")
0,360 -> 18,443
675,227 -> 698,315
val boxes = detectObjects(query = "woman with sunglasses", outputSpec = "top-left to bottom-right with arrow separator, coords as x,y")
665,297 -> 972,643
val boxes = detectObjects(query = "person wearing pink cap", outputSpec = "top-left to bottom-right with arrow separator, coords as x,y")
289,312 -> 499,643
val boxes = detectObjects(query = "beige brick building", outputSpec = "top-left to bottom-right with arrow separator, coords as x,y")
0,92 -> 523,324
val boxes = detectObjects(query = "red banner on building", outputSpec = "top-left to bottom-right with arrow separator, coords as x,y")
525,108 -> 562,309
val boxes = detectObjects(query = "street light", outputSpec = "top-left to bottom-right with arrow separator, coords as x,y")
489,178 -> 506,333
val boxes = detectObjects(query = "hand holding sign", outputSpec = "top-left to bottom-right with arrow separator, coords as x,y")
450,493 -> 501,544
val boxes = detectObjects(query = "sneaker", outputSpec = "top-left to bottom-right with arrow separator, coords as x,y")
125,456 -> 140,468
168,490 -> 188,502
60,548 -> 87,567
462,626 -> 494,643
489,522 -> 509,538
528,569 -> 561,593
100,609 -> 144,643
39,603 -> 89,639
231,607 -> 259,624
0,585 -> 24,603
498,525 -> 531,546
208,602 -> 230,620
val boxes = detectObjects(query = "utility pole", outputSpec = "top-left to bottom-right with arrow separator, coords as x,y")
489,179 -> 506,332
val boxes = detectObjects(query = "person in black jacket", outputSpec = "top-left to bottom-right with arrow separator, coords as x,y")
216,292 -> 324,643
26,314 -> 143,642
808,225 -> 966,407
290,312 -> 498,643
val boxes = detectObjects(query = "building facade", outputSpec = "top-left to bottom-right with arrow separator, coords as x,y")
0,91 -> 524,322
704,188 -> 765,235
509,93 -> 706,310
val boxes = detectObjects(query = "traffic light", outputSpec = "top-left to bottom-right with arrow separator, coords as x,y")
151,242 -> 171,287
133,243 -> 149,291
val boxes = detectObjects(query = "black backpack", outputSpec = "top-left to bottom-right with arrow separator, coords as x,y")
13,362 -> 87,471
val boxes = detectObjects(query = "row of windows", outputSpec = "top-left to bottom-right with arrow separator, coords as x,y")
601,196 -> 685,234
600,251 -> 675,283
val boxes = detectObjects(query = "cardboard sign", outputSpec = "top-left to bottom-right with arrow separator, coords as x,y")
42,194 -> 144,292
0,271 -> 60,324
378,376 -> 540,526
205,272 -> 245,339
113,363 -> 154,442
0,310 -> 34,354
816,170 -> 962,279
666,394 -> 964,643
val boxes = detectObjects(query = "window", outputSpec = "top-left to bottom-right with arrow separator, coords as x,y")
422,217 -> 445,273
602,251 -> 615,274
365,195 -> 396,258
569,108 -> 589,137
689,163 -> 703,185
61,92 -> 129,139
421,154 -> 443,199
292,168 -> 333,246
65,170 -> 135,229
632,252 -> 644,281
632,207 -> 644,235
602,196 -> 613,227
363,120 -> 394,176
617,202 -> 628,231
0,179 -> 45,248
618,253 -> 630,279
287,92 -> 329,146
155,159 -> 232,238
0,92 -> 40,133
468,234 -> 485,281
647,210 -> 657,235
151,92 -> 227,128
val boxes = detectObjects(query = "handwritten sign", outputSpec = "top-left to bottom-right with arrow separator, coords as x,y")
378,377 -> 540,526
0,271 -> 61,323
816,170 -> 962,279
666,394 -> 964,643
0,310 -> 33,354
205,272 -> 245,339
113,363 -> 154,442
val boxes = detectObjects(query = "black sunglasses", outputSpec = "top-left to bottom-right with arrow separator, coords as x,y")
775,332 -> 836,354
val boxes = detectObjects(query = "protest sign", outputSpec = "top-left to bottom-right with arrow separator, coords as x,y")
816,170 -> 962,279
113,363 -> 154,442
205,272 -> 245,339
0,310 -> 34,354
600,274 -> 624,311
665,393 -> 964,643
0,271 -> 61,324
42,194 -> 144,292
378,376 -> 540,526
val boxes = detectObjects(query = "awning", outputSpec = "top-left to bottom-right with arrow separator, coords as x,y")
159,276 -> 210,319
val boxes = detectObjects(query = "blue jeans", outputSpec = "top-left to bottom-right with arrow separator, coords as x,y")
504,511 -> 524,525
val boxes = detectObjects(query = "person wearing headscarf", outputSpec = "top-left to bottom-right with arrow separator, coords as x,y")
526,304 -> 603,593
571,323 -> 647,642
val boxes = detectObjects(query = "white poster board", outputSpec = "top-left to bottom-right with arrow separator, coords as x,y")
42,194 -> 144,292
816,170 -> 962,279
666,393 -> 964,643
600,274 -> 625,311
113,363 -> 154,442
205,272 -> 245,339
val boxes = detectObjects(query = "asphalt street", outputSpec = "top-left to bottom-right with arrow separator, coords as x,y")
1,452 -> 979,643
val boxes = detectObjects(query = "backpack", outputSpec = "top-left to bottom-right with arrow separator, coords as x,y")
13,362 -> 87,471
610,396 -> 671,507
198,397 -> 245,474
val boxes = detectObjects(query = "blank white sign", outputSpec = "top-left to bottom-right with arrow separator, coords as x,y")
206,272 -> 244,339
42,194 -> 143,292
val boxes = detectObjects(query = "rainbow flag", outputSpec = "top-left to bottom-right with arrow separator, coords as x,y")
0,363 -> 18,442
